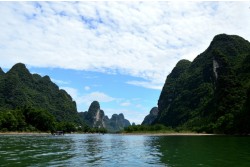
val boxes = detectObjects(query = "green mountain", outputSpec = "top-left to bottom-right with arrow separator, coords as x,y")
155,34 -> 250,134
108,113 -> 131,132
0,67 -> 4,76
141,107 -> 158,125
0,63 -> 83,124
79,101 -> 131,132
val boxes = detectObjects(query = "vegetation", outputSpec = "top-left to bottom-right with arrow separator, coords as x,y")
1,34 -> 250,135
156,34 -> 250,134
82,126 -> 108,134
0,63 -> 82,123
0,106 -> 108,133
0,107 -> 55,132
79,101 -> 130,133
0,64 -> 108,134
123,124 -> 175,133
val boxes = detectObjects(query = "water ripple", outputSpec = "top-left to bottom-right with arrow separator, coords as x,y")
1,134 -> 250,166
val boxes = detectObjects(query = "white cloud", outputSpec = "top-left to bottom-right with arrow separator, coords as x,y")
60,87 -> 79,100
60,86 -> 144,122
0,2 -> 250,89
30,71 -> 43,76
61,86 -> 115,107
61,86 -> 144,123
126,80 -> 163,90
120,101 -> 131,107
84,86 -> 90,91
79,91 -> 115,105
51,78 -> 70,85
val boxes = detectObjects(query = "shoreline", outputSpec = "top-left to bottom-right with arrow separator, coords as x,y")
0,132 -> 51,135
120,132 -> 216,136
0,131 -> 216,136
1,132 -> 247,136
0,132 -> 229,136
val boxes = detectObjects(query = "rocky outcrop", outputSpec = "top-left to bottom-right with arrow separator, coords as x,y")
141,107 -> 158,125
107,113 -> 131,132
79,101 -> 131,132
79,101 -> 106,128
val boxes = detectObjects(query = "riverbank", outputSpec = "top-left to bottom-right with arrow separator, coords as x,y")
0,131 -> 216,136
0,132 -> 50,135
121,132 -> 215,136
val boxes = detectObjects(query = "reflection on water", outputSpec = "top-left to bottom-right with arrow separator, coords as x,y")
0,134 -> 164,167
0,134 -> 250,166
156,136 -> 250,167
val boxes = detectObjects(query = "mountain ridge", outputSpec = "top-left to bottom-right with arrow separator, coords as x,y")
154,34 -> 250,134
141,107 -> 158,125
0,63 -> 82,124
79,101 -> 131,132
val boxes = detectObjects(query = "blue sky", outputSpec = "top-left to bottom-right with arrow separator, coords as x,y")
0,1 -> 250,124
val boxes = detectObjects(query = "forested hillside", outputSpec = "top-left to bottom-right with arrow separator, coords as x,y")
0,63 -> 85,132
155,34 -> 250,134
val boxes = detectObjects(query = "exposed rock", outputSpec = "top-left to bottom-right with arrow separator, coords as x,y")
80,101 -> 106,128
155,34 -> 250,134
80,101 -> 131,132
141,107 -> 158,125
213,59 -> 219,80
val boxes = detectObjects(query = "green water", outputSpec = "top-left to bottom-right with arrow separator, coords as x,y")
0,134 -> 249,167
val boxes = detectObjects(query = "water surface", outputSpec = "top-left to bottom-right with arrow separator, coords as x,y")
0,134 -> 249,166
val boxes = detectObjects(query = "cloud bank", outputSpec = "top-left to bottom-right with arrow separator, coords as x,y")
0,2 -> 249,89
61,86 -> 115,110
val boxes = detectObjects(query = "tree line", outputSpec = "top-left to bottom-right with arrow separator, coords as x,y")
0,106 -> 107,133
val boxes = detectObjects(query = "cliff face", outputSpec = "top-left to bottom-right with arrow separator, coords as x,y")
0,63 -> 82,124
155,34 -> 250,134
80,101 -> 106,128
79,101 -> 131,132
141,107 -> 158,125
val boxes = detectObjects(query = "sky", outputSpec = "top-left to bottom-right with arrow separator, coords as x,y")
0,1 -> 250,124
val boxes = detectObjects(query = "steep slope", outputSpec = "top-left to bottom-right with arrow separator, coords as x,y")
156,34 -> 250,134
0,68 -> 4,76
0,63 -> 82,124
79,101 -> 131,132
141,107 -> 158,125
107,113 -> 131,132
80,101 -> 106,128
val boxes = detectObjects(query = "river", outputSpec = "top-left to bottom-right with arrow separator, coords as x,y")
0,134 -> 249,166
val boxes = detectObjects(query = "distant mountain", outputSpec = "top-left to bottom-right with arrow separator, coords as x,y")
79,101 -> 131,132
108,113 -> 131,132
0,63 -> 83,124
141,107 -> 158,125
155,34 -> 250,134
79,101 -> 106,128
